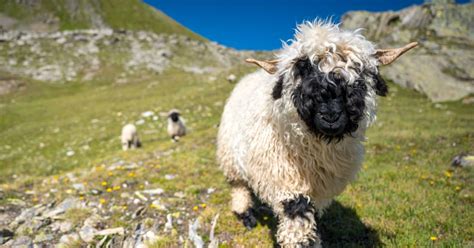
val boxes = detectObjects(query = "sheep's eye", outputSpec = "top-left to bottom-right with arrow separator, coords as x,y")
293,58 -> 313,80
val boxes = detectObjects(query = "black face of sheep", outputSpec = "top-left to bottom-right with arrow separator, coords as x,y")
169,112 -> 180,122
290,57 -> 378,141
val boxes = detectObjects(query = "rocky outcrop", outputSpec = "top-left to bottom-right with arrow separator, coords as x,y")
0,77 -> 25,95
342,1 -> 474,102
0,29 -> 255,85
0,0 -> 202,40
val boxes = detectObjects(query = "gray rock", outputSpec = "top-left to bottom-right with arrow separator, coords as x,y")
11,235 -> 33,248
79,225 -> 96,243
188,218 -> 204,248
95,227 -> 125,236
58,233 -> 80,247
10,205 -> 44,229
33,232 -> 54,243
83,214 -> 102,228
164,214 -> 173,232
452,154 -> 474,167
142,231 -> 158,245
59,221 -> 73,233
44,197 -> 81,218
141,188 -> 164,196
71,183 -> 85,192
341,2 -> 474,102
0,79 -> 26,96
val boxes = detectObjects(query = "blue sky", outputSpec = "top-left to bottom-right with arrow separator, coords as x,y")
144,0 -> 469,50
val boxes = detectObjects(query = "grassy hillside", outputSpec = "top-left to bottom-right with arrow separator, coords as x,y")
0,0 -> 203,40
1,60 -> 473,246
0,2 -> 472,244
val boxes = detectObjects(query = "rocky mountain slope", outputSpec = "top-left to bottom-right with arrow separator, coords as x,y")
0,0 -> 201,40
0,29 -> 253,90
342,0 -> 474,102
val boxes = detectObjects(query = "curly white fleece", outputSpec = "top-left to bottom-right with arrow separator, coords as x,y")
217,20 -> 381,247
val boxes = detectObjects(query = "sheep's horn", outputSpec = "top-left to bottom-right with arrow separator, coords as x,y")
245,58 -> 279,74
375,42 -> 418,65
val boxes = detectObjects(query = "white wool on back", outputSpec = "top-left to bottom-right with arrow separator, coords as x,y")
121,124 -> 137,143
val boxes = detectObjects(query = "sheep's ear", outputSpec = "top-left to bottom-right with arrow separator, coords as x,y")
245,58 -> 278,74
375,42 -> 418,65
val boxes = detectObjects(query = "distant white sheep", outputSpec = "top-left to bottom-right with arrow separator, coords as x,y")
167,109 -> 186,142
121,124 -> 141,150
226,74 -> 237,83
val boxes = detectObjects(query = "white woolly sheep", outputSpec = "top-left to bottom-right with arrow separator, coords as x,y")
217,20 -> 417,247
121,124 -> 141,151
227,74 -> 237,83
167,109 -> 186,142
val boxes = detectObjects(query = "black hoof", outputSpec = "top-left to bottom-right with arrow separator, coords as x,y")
236,208 -> 257,230
282,194 -> 315,220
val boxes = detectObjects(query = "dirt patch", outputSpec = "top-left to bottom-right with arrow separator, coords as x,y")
0,78 -> 26,95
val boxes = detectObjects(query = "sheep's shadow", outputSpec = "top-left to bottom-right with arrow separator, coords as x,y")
253,200 -> 382,248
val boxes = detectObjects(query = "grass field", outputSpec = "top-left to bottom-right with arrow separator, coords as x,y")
0,64 -> 473,247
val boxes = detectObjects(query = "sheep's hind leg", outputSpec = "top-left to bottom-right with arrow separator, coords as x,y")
231,183 -> 257,230
277,195 -> 321,248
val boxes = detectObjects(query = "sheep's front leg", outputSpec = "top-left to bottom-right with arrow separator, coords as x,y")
231,184 -> 257,229
277,195 -> 321,248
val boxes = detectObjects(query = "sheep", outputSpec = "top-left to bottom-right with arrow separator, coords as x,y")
167,109 -> 186,142
227,74 -> 237,83
216,20 -> 417,247
121,124 -> 141,151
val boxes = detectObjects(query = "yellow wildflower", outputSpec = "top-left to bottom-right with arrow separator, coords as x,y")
200,203 -> 207,208
444,171 -> 452,178
455,186 -> 461,191
113,185 -> 121,191
101,181 -> 108,186
99,198 -> 106,204
171,212 -> 181,218
430,236 -> 438,241
193,206 -> 199,211
106,188 -> 112,193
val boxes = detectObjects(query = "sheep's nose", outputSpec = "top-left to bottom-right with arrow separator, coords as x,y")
322,111 -> 342,123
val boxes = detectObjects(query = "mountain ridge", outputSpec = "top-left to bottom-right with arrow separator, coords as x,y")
0,0 -> 203,41
341,1 -> 474,102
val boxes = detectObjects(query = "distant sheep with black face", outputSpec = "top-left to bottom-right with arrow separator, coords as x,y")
167,109 -> 186,142
217,20 -> 417,247
121,124 -> 141,151
227,74 -> 237,83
